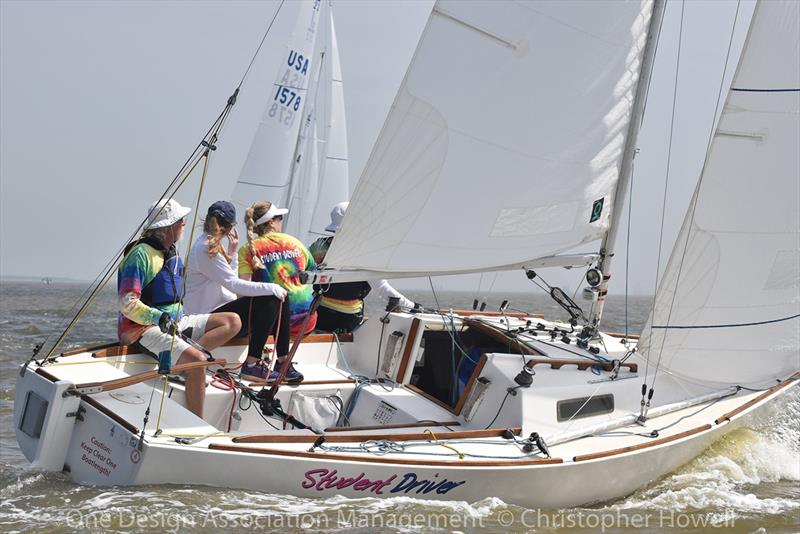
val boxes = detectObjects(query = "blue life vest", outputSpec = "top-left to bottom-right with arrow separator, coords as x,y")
125,237 -> 185,310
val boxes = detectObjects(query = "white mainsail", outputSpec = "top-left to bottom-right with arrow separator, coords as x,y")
638,0 -> 800,388
231,0 -> 323,218
323,0 -> 655,275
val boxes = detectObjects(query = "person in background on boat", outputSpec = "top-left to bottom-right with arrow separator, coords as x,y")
183,201 -> 294,382
308,201 -> 416,333
238,200 -> 317,382
117,199 -> 241,418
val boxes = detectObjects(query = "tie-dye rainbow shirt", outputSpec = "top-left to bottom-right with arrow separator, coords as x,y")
238,232 -> 317,333
117,242 -> 181,345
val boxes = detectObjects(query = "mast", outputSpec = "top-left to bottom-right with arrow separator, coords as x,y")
589,0 -> 667,331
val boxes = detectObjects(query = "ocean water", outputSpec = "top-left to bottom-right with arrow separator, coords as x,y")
1,280 -> 798,533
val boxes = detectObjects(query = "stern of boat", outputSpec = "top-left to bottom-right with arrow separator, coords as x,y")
14,363 -> 81,471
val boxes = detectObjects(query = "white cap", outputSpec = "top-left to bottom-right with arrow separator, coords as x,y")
324,201 -> 349,233
254,203 -> 289,227
146,199 -> 191,229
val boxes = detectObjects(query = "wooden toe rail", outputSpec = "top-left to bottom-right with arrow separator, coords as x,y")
209,443 -> 563,466
324,420 -> 460,432
233,426 -> 520,444
572,424 -> 711,462
526,358 -> 637,373
73,359 -> 227,394
714,373 -> 799,425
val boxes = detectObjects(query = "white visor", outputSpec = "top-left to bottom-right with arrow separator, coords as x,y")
254,204 -> 289,227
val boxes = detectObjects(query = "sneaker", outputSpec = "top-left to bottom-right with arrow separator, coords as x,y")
274,361 -> 304,383
240,360 -> 277,382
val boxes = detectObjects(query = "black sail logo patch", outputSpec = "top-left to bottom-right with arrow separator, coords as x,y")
590,198 -> 604,223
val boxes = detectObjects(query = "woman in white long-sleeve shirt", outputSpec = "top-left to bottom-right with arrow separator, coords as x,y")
184,201 -> 292,382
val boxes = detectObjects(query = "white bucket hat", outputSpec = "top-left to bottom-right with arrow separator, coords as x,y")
324,201 -> 349,233
145,198 -> 192,229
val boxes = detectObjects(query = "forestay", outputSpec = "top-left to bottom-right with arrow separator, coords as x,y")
323,0 -> 655,274
638,0 -> 800,388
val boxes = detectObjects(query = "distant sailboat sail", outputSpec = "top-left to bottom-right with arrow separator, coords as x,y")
323,0 -> 655,275
231,0 -> 323,217
638,0 -> 800,388
309,14 -> 350,238
283,4 -> 351,243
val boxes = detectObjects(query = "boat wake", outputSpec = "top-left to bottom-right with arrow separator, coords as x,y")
614,388 -> 800,519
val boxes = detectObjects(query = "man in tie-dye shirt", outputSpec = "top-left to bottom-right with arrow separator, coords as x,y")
117,198 -> 240,416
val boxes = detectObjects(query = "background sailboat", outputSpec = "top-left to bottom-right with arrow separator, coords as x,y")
232,0 -> 350,245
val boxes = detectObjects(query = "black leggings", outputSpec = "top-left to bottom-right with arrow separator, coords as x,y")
214,295 -> 290,359
316,306 -> 363,333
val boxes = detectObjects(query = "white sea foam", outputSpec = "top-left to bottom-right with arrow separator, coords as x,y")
614,393 -> 800,518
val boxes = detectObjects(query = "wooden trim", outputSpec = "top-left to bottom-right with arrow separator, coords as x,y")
222,332 -> 353,348
209,443 -> 563,466
81,394 -> 139,434
93,345 -> 136,358
463,319 -> 540,355
453,355 -> 487,416
442,309 -> 544,319
605,332 -> 640,340
35,367 -> 60,382
405,384 -> 458,413
325,420 -> 460,432
233,427 -> 521,444
526,358 -> 638,373
61,341 -> 120,357
714,374 -> 799,425
241,378 -> 354,387
74,359 -> 227,393
394,318 -> 422,383
572,424 -> 712,462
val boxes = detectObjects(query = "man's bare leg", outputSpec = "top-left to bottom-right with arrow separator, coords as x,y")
176,348 -> 207,418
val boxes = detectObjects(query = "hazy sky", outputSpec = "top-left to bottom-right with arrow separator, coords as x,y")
0,0 -> 754,299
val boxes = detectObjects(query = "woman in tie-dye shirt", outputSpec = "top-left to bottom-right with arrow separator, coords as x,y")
238,201 -> 317,337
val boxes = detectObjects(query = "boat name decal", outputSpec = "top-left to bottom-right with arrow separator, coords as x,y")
301,469 -> 466,495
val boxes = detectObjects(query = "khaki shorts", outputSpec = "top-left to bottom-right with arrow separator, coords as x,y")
138,314 -> 210,366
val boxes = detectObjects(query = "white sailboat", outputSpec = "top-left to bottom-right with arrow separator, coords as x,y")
13,0 -> 798,509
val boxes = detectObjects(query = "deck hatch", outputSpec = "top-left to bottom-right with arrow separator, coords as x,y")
557,394 -> 614,422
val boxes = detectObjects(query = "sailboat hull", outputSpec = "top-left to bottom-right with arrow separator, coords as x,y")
15,319 -> 796,510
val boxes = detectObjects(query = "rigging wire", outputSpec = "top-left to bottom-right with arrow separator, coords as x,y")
624,153 -> 637,341
237,0 -> 286,89
33,3 -> 286,364
643,0 -> 687,387
649,0 -> 743,393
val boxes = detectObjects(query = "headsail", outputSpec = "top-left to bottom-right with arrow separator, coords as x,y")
322,0 -> 656,275
638,0 -> 800,388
